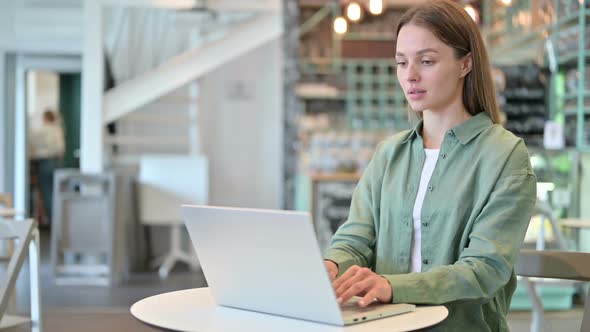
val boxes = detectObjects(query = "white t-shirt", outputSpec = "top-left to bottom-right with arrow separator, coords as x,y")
29,123 -> 65,159
410,148 -> 439,273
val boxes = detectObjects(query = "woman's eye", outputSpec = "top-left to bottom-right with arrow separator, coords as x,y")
422,60 -> 434,65
396,62 -> 407,67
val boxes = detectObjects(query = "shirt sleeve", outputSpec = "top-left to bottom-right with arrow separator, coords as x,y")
383,140 -> 537,304
323,142 -> 384,275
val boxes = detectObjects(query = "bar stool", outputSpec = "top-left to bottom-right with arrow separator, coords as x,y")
0,219 -> 42,332
516,250 -> 590,332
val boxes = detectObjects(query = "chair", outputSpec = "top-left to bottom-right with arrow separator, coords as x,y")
138,154 -> 208,279
0,193 -> 13,210
50,170 -> 118,286
530,200 -> 567,250
0,193 -> 21,316
515,249 -> 590,332
0,193 -> 15,259
0,193 -> 26,217
0,219 -> 42,332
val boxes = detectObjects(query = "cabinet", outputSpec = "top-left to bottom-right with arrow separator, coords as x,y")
551,0 -> 590,150
310,172 -> 359,253
294,2 -> 409,224
298,58 -> 407,130
483,0 -> 553,65
297,2 -> 410,131
484,0 -> 590,151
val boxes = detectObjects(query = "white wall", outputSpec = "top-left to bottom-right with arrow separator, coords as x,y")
0,0 -> 83,193
0,1 -> 13,192
0,0 -> 285,208
200,38 -> 283,209
0,51 -> 5,192
0,0 -> 83,54
0,2 -> 16,51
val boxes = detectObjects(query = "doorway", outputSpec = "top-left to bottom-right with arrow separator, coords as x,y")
10,55 -> 81,227
26,70 -> 81,226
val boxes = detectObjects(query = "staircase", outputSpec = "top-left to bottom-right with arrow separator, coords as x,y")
105,83 -> 201,166
101,5 -> 281,166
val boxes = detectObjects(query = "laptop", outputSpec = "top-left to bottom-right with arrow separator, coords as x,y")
181,205 -> 415,326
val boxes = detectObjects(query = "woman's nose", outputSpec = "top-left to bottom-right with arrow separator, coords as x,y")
406,64 -> 419,82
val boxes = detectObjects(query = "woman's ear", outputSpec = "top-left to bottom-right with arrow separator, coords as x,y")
460,53 -> 473,78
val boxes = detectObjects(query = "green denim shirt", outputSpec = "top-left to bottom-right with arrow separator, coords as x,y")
324,112 -> 537,331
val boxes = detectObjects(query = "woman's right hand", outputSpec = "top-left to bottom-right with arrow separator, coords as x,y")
324,260 -> 339,281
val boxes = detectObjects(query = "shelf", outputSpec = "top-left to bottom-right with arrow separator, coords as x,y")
564,91 -> 590,100
297,93 -> 346,100
556,11 -> 590,27
296,91 -> 404,101
490,11 -> 506,22
298,0 -> 330,8
504,89 -> 545,100
309,171 -> 361,182
347,91 -> 405,99
341,58 -> 395,65
348,76 -> 397,83
558,50 -> 590,66
564,108 -> 590,116
299,58 -> 397,75
486,28 -> 548,62
343,32 -> 396,41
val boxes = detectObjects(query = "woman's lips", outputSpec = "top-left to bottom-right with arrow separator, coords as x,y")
407,88 -> 426,101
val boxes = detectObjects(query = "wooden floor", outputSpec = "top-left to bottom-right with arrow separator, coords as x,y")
4,309 -> 160,332
4,230 -> 585,332
6,229 -> 206,332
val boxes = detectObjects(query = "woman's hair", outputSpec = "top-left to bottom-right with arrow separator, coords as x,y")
396,0 -> 501,124
43,110 -> 56,123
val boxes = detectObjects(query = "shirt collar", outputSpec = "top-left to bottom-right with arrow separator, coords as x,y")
401,120 -> 422,144
401,112 -> 493,145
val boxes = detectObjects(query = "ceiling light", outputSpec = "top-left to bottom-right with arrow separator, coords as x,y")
346,2 -> 362,22
369,0 -> 383,15
333,16 -> 348,34
464,5 -> 478,23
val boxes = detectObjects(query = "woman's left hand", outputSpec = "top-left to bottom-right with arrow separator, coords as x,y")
332,265 -> 393,307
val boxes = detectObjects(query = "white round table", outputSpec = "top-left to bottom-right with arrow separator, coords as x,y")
131,287 -> 448,332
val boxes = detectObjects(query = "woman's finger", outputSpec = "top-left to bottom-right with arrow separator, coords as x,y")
335,268 -> 370,297
337,278 -> 375,305
359,288 -> 378,307
332,265 -> 361,289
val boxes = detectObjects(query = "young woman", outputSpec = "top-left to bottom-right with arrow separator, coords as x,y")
323,1 -> 537,330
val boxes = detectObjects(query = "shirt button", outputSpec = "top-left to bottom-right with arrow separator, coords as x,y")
428,186 -> 433,191
447,132 -> 453,136
422,221 -> 429,227
441,154 -> 446,159
422,259 -> 429,265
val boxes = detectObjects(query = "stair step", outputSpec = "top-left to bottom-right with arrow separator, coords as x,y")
105,135 -> 189,146
120,114 -> 192,125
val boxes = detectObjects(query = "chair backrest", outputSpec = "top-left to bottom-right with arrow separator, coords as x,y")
138,155 -> 208,224
0,193 -> 12,209
0,219 -> 34,320
515,249 -> 590,332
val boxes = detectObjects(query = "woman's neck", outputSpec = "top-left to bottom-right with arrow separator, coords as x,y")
421,103 -> 472,149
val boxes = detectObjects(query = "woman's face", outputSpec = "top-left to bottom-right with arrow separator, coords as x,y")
395,24 -> 469,113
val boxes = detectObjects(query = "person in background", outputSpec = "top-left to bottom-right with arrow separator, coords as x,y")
323,1 -> 537,331
29,109 -> 65,226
